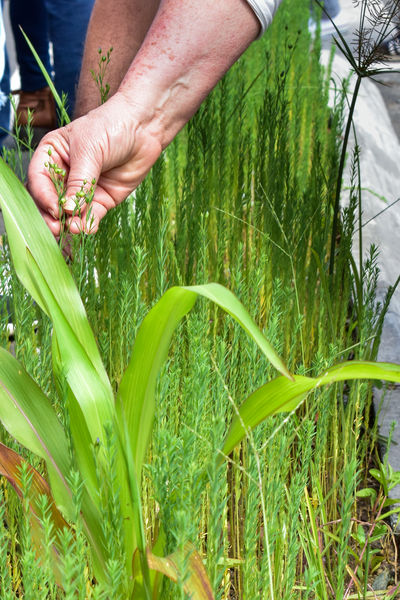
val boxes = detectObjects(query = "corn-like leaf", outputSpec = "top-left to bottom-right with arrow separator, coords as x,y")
0,442 -> 107,583
186,284 -> 292,380
0,160 -> 114,443
0,442 -> 69,532
51,334 -> 98,501
146,543 -> 214,600
0,347 -> 74,519
117,283 -> 291,476
0,163 -> 130,580
222,360 -> 400,456
0,348 -> 108,575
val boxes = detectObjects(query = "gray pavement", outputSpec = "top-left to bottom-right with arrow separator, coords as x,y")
376,70 -> 400,141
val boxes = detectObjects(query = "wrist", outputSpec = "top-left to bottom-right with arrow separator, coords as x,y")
116,79 -> 188,151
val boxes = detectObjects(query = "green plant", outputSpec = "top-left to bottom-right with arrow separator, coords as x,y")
91,47 -> 113,105
0,159 -> 291,598
1,2 -> 398,595
19,28 -> 70,127
1,151 -> 400,598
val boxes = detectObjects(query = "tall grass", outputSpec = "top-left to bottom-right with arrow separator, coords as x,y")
0,0 -> 396,597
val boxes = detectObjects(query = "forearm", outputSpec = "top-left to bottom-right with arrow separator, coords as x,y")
74,0 -> 160,117
28,0 -> 274,236
117,0 -> 260,149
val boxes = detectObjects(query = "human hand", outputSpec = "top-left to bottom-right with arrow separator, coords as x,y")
27,93 -> 162,236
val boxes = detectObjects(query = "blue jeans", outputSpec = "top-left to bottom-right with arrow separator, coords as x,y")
10,0 -> 94,116
322,0 -> 340,19
0,0 -> 10,142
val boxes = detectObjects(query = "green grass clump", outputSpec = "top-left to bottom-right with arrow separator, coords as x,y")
0,0 -> 397,597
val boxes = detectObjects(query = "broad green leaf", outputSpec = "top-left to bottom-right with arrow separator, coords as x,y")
51,334 -> 98,501
0,160 -> 114,441
117,283 -> 290,475
25,250 -> 113,441
116,286 -> 196,476
223,360 -> 400,457
146,543 -> 214,600
0,161 -> 101,374
0,349 -> 108,575
186,284 -> 292,380
0,347 -> 74,519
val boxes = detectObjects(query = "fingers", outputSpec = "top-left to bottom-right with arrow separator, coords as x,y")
28,120 -> 104,233
63,150 -> 102,216
38,206 -> 62,237
27,100 -> 149,238
66,200 -> 109,235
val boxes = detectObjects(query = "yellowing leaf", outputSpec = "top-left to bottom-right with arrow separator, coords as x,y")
0,442 -> 69,584
147,543 -> 214,600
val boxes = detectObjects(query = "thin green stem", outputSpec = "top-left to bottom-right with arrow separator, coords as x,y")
329,75 -> 362,277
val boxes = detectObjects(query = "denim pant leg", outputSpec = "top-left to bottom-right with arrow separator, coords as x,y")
381,0 -> 400,28
9,0 -> 51,91
45,0 -> 95,116
0,0 -> 11,142
322,0 -> 340,19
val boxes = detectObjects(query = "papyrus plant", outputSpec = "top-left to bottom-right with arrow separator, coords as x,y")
0,159 -> 400,598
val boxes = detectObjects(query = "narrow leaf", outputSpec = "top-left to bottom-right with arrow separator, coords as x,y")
20,28 -> 70,125
146,543 -> 214,600
223,360 -> 400,456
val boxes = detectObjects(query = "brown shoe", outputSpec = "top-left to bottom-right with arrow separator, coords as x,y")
13,87 -> 57,129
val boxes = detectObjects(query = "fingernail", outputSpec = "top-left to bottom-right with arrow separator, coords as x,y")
63,198 -> 74,211
49,208 -> 57,220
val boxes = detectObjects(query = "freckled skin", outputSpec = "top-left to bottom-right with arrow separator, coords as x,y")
28,0 -> 260,235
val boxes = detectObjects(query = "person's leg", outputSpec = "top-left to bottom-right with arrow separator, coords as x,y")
322,0 -> 340,20
9,0 -> 56,130
45,0 -> 95,116
0,0 -> 11,143
9,0 -> 51,91
377,0 -> 400,59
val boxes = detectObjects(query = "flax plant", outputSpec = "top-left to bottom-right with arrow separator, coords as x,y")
1,0 -> 399,597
